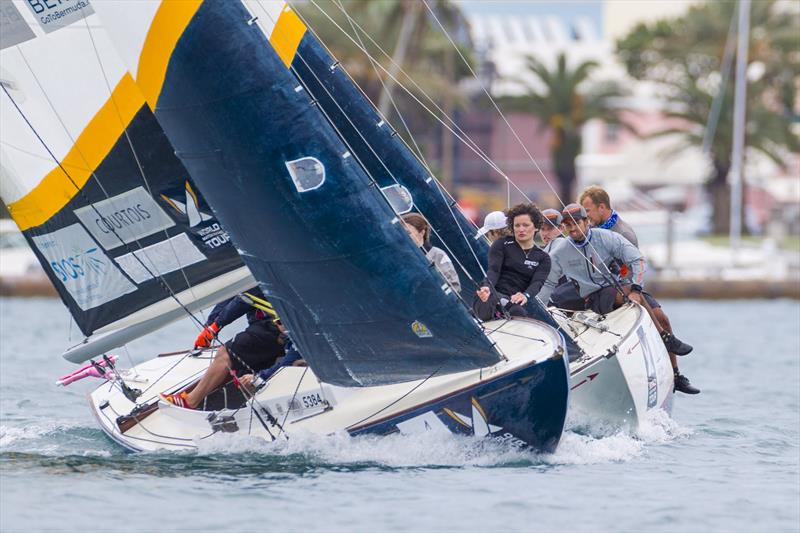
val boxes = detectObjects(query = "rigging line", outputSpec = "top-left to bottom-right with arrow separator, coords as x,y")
0,140 -> 75,163
315,0 -> 528,197
122,345 -> 141,379
133,351 -> 195,397
320,0 -> 499,176
290,0 -> 440,177
306,0 -> 531,200
702,3 -> 739,155
312,1 -> 621,296
278,366 -> 309,437
80,16 -> 205,325
0,84 -> 208,335
330,0 -> 432,172
252,2 -> 485,294
345,365 -> 442,431
421,0 -> 624,286
325,0 -> 488,279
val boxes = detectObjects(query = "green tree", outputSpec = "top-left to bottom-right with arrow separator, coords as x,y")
499,53 -> 629,201
617,0 -> 800,234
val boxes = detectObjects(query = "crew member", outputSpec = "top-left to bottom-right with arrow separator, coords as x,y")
538,204 -> 699,394
474,203 -> 550,320
161,288 -> 288,409
476,211 -> 510,243
579,186 -> 700,394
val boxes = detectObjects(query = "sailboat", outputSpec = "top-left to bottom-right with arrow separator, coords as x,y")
1,0 -> 570,452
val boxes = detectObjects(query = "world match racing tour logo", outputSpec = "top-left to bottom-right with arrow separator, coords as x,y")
161,181 -> 231,250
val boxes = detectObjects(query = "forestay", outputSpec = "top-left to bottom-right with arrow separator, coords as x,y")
93,0 -> 502,386
0,1 -> 252,360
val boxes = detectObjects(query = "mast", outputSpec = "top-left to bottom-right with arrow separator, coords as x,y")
730,0 -> 750,261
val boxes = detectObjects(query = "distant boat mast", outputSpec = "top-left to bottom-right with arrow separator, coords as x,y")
730,0 -> 751,260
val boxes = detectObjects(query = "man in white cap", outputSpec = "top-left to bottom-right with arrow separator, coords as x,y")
476,211 -> 509,243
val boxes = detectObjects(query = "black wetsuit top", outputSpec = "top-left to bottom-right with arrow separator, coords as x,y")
483,236 -> 551,297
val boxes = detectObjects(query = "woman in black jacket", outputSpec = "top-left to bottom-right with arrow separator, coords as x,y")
474,203 -> 551,321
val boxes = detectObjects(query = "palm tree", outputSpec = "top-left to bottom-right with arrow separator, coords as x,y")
500,53 -> 629,201
650,75 -> 798,234
617,0 -> 799,234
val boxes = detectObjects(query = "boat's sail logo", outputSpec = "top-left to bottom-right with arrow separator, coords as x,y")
411,320 -> 433,338
161,181 -> 212,228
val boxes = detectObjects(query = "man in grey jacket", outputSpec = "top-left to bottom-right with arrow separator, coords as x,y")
539,204 -> 699,394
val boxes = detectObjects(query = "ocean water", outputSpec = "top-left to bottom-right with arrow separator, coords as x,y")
0,297 -> 798,533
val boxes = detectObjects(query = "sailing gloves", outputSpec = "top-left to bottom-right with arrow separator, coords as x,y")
194,322 -> 221,348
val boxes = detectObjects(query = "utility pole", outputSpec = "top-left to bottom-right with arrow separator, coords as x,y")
730,0 -> 750,262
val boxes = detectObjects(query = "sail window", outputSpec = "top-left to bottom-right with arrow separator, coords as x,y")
286,157 -> 326,192
381,184 -> 413,215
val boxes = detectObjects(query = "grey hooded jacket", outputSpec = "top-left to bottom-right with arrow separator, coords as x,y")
537,228 -> 645,304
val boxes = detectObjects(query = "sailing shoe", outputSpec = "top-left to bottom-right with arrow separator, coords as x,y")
661,331 -> 693,356
674,373 -> 700,395
160,391 -> 194,409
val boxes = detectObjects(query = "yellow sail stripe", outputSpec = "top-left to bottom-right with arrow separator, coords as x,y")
270,5 -> 306,68
136,0 -> 203,109
8,73 -> 145,231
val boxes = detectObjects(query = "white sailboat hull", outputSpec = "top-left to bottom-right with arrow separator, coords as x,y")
559,303 -> 674,430
88,319 -> 570,452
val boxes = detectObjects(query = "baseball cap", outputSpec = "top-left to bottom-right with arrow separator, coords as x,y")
561,203 -> 587,222
476,211 -> 507,237
541,208 -> 563,227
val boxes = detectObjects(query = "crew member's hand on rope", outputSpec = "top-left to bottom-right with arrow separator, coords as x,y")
476,286 -> 491,303
194,322 -> 220,348
510,292 -> 528,306
622,284 -> 644,305
238,373 -> 257,393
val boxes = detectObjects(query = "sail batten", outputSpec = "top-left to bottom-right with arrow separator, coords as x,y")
93,0 -> 501,386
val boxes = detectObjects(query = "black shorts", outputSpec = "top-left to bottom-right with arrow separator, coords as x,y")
550,280 -> 585,311
586,286 -> 619,315
225,320 -> 285,375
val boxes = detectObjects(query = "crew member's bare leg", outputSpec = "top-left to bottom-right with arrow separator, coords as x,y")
616,291 -> 664,332
615,292 -> 680,371
653,307 -> 672,334
653,308 -> 679,371
185,346 -> 233,408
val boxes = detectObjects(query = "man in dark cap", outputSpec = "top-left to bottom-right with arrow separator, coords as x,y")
538,204 -> 699,394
